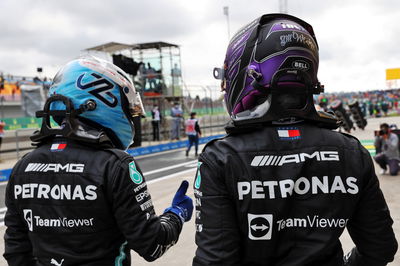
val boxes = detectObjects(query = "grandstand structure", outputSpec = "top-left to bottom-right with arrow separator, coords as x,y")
84,41 -> 184,111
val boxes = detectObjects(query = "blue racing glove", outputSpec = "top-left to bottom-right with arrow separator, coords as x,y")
164,180 -> 193,224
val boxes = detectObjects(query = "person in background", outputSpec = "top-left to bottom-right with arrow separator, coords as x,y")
185,112 -> 201,157
171,63 -> 181,90
375,101 -> 381,117
151,104 -> 161,141
374,123 -> 400,175
368,100 -> 374,117
0,120 -> 5,161
42,77 -> 50,97
170,102 -> 183,140
138,62 -> 146,89
381,101 -> 389,116
33,76 -> 41,84
146,63 -> 157,90
0,73 -> 4,95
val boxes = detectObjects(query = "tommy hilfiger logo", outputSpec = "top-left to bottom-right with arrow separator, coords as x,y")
277,127 -> 301,140
51,143 -> 67,152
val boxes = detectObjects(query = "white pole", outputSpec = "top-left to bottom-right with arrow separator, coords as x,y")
223,6 -> 231,41
279,0 -> 288,14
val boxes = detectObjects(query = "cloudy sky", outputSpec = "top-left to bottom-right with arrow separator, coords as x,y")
0,0 -> 399,93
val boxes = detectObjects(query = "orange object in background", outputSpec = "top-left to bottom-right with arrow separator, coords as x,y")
1,82 -> 21,95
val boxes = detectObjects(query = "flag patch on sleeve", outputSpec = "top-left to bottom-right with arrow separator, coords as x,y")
277,127 -> 301,140
50,143 -> 67,151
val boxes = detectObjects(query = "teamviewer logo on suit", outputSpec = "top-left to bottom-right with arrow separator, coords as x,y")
23,209 -> 33,232
248,214 -> 273,240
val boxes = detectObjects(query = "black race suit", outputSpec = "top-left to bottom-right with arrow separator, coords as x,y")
193,122 -> 397,266
4,138 -> 182,265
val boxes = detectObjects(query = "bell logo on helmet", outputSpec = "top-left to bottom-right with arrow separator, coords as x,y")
292,60 -> 309,71
76,72 -> 118,107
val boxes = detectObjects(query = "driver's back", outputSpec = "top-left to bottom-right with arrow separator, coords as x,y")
193,122 -> 397,265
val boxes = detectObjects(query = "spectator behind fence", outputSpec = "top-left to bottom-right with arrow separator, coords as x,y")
374,123 -> 400,175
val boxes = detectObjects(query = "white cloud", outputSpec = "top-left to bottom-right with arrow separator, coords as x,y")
0,0 -> 398,92
309,1 -> 400,91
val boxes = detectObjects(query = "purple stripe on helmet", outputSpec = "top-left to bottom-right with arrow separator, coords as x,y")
227,29 -> 252,58
227,18 -> 258,56
229,49 -> 317,114
225,24 -> 256,81
233,90 -> 265,114
227,45 -> 246,80
239,50 -> 316,97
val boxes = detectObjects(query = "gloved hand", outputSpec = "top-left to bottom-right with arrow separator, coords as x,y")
164,180 -> 193,224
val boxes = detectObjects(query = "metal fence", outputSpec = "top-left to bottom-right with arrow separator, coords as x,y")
1,128 -> 36,160
0,83 -> 229,159
0,114 -> 230,160
140,113 -> 229,145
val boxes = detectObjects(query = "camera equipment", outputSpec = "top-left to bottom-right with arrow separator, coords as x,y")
330,100 -> 353,133
348,100 -> 367,130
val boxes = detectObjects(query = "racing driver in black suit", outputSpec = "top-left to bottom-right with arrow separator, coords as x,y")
3,56 -> 193,265
193,14 -> 397,266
